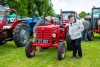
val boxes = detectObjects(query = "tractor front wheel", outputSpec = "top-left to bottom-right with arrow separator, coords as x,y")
13,23 -> 30,47
58,42 -> 66,60
25,41 -> 36,58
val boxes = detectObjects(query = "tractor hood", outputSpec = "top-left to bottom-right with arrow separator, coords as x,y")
36,25 -> 60,40
36,25 -> 60,31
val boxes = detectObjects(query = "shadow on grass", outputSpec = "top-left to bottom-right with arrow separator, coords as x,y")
0,41 -> 17,48
94,37 -> 100,41
93,34 -> 100,41
0,41 -> 24,56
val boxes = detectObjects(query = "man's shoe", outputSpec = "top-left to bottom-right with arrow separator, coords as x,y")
70,56 -> 75,58
76,56 -> 82,59
38,47 -> 44,52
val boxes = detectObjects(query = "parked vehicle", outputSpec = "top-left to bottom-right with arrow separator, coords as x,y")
25,12 -> 68,60
0,9 -> 30,47
26,17 -> 40,34
91,7 -> 100,34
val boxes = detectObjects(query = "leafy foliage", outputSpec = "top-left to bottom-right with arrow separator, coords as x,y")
78,11 -> 87,18
0,0 -> 56,17
8,0 -> 28,17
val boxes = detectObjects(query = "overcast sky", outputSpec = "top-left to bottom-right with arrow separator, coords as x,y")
51,0 -> 100,14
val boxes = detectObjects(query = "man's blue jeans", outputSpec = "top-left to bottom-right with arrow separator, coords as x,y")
82,30 -> 88,41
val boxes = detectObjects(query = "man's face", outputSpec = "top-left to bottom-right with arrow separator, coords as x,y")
69,17 -> 75,23
47,19 -> 51,22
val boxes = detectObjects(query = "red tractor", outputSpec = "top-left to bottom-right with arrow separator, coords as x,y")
0,9 -> 30,47
25,12 -> 69,60
91,7 -> 100,34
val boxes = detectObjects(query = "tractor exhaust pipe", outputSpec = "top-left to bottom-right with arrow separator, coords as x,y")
42,12 -> 45,25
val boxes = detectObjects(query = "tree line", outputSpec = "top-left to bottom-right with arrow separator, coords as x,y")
0,0 -> 56,17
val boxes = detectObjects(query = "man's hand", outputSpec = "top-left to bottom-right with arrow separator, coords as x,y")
33,32 -> 36,37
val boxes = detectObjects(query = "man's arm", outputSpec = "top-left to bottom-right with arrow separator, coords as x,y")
33,19 -> 43,33
77,21 -> 84,34
45,21 -> 52,25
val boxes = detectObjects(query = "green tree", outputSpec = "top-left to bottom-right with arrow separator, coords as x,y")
8,0 -> 28,17
34,0 -> 56,17
78,11 -> 86,18
27,0 -> 37,17
0,0 -> 8,6
0,0 -> 56,17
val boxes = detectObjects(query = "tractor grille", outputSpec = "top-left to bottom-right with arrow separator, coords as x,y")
36,29 -> 42,39
36,29 -> 51,40
44,30 -> 50,39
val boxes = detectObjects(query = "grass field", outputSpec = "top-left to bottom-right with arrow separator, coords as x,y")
0,34 -> 100,67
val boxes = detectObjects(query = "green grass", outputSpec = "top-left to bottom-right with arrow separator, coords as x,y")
0,34 -> 100,67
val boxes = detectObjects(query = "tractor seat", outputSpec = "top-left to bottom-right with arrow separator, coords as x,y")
3,26 -> 11,29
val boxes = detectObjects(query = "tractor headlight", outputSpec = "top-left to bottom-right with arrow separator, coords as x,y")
52,33 -> 56,38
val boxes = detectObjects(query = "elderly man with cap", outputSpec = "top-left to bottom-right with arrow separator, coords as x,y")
67,15 -> 84,59
33,16 -> 51,33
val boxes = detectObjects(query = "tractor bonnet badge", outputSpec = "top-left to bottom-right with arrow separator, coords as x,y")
42,27 -> 44,30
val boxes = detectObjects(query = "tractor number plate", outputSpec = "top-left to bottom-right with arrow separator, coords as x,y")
37,40 -> 49,43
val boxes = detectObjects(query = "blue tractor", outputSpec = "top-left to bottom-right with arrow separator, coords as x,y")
5,16 -> 40,35
26,17 -> 40,34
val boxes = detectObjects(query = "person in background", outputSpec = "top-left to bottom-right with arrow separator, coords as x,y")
68,15 -> 84,59
82,17 -> 91,41
85,16 -> 91,23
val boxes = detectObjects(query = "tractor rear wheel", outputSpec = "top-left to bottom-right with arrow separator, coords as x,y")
25,41 -> 36,58
58,42 -> 66,60
13,23 -> 30,47
0,40 -> 7,45
0,38 -> 7,45
87,30 -> 94,41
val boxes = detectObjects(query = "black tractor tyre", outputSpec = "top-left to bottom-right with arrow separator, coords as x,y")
58,42 -> 66,60
0,40 -> 7,45
67,41 -> 72,50
87,30 -> 94,41
25,41 -> 36,58
13,23 -> 30,47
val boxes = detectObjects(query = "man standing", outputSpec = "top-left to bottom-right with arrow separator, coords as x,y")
67,15 -> 84,58
82,17 -> 91,41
